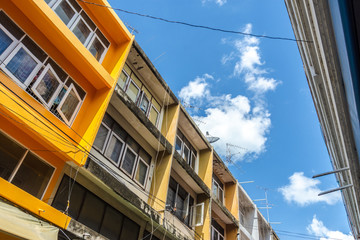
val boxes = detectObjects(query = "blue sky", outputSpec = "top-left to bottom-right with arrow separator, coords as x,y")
107,0 -> 353,239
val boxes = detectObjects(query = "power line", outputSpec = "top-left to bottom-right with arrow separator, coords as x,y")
78,0 -> 312,43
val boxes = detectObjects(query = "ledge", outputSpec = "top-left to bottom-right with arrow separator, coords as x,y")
212,197 -> 239,227
173,151 -> 211,197
113,85 -> 173,155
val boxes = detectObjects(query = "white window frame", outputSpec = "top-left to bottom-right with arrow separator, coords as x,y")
138,91 -> 150,116
190,152 -> 196,170
0,24 -> 18,62
93,122 -> 111,153
31,64 -> 63,108
175,135 -> 183,155
120,145 -> 138,178
51,0 -> 79,27
211,225 -> 225,240
149,104 -> 160,127
125,79 -> 141,103
104,131 -> 125,166
239,210 -> 245,226
212,178 -> 224,203
182,143 -> 190,163
69,15 -> 93,47
118,70 -> 130,89
133,156 -> 150,188
8,148 -> 56,201
57,83 -> 82,125
86,34 -> 108,63
191,202 -> 204,227
2,43 -> 42,88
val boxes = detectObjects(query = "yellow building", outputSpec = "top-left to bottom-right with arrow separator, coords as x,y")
0,0 -> 132,239
0,1 -> 278,240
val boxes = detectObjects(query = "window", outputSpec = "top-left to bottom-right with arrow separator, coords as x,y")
211,219 -> 225,240
49,0 -> 110,63
52,175 -> 140,240
0,12 -> 86,126
212,174 -> 224,204
92,114 -> 152,188
175,130 -> 197,170
0,131 -> 54,199
166,177 -> 197,227
117,64 -> 162,127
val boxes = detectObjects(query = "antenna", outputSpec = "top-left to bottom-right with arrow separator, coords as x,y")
124,22 -> 139,34
226,143 -> 248,163
256,187 -> 280,225
206,131 -> 220,143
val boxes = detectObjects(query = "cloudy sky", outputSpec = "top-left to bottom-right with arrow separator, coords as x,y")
108,0 -> 353,239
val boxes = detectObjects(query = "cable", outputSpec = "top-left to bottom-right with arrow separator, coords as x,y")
78,0 -> 312,43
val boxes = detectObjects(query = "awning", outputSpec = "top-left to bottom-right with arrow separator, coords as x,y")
0,200 -> 58,240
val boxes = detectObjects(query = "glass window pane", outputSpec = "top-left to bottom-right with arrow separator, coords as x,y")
175,136 -> 182,155
54,0 -> 75,25
0,28 -> 12,55
213,181 -> 218,198
12,152 -> 54,199
88,37 -> 105,61
105,135 -> 123,164
100,206 -> 123,240
52,175 -> 86,220
0,133 -> 26,180
6,47 -> 37,83
191,153 -> 196,170
219,188 -> 223,204
126,81 -> 140,102
72,19 -> 91,44
139,95 -> 149,114
119,217 -> 140,240
93,124 -> 109,151
149,107 -> 159,126
118,71 -> 128,89
35,68 -> 60,104
121,148 -> 136,175
213,230 -> 218,240
60,87 -> 80,122
78,192 -> 105,231
183,144 -> 190,163
166,187 -> 175,209
135,160 -> 148,186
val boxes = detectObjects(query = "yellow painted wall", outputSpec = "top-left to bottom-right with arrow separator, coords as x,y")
0,1 -> 133,166
196,197 -> 211,240
226,224 -> 239,240
198,149 -> 213,188
149,104 -> 180,211
225,182 -> 240,221
0,178 -> 71,229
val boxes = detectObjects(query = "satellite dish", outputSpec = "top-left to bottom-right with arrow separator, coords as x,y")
206,131 -> 220,143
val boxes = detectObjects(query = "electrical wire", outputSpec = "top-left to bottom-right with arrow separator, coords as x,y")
77,0 -> 312,43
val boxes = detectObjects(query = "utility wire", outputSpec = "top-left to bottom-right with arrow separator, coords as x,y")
78,0 -> 312,43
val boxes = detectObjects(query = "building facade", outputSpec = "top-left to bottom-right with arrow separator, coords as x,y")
0,1 -> 277,239
285,0 -> 360,238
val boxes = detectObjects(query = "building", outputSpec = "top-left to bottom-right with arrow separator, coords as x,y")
0,1 -> 277,239
285,0 -> 360,238
0,0 -> 133,239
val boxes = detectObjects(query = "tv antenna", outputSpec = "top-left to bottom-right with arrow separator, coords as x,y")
254,187 -> 281,225
124,22 -> 139,34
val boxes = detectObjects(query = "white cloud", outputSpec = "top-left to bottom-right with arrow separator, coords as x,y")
179,76 -> 271,160
179,74 -> 211,103
279,172 -> 341,206
307,215 -> 353,240
223,24 -> 281,94
201,0 -> 227,6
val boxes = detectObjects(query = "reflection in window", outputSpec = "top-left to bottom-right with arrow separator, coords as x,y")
93,114 -> 152,188
0,131 -> 54,199
52,175 -> 140,240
